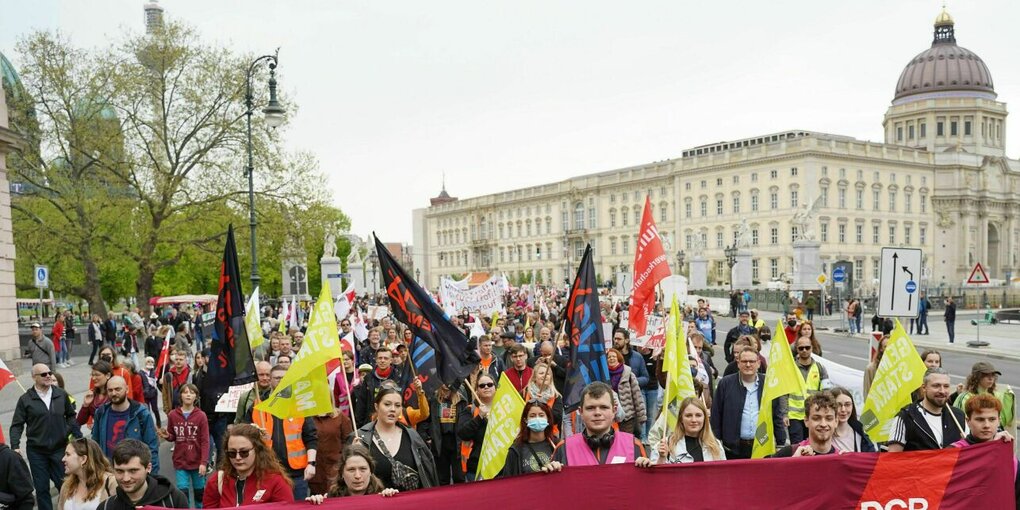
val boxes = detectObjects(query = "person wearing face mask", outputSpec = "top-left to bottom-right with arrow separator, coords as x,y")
770,392 -> 842,457
305,445 -> 399,504
523,363 -> 563,436
649,397 -> 726,464
500,402 -> 564,476
783,314 -> 800,344
353,387 -> 438,490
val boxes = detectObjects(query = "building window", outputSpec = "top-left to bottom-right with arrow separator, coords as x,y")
700,180 -> 707,189
873,225 -> 880,244
770,170 -> 778,179
561,210 -> 568,231
685,182 -> 691,191
888,225 -> 896,244
770,258 -> 779,279
920,226 -> 927,244
751,173 -> 758,182
920,194 -> 927,213
964,121 -> 972,136
526,222 -> 532,236
888,192 -> 896,212
573,203 -> 584,230
838,188 -> 847,209
716,198 -> 724,215
733,175 -> 740,184
820,223 -> 828,242
950,121 -> 958,136
732,195 -> 740,214
716,231 -> 724,248
716,178 -> 723,186
752,259 -> 759,281
937,121 -> 944,136
589,207 -> 596,229
854,263 -> 863,283
821,186 -> 829,207
905,192 -> 912,213
872,259 -> 880,281
791,190 -> 799,208
904,226 -> 912,244
751,194 -> 759,212
659,204 -> 667,222
633,209 -> 640,224
609,210 -> 616,227
622,236 -> 629,255
920,123 -> 926,138
873,190 -> 880,211
856,224 -> 863,244
897,127 -> 903,141
770,227 -> 778,245
791,167 -> 798,176
700,199 -> 707,217
685,202 -> 692,219
499,248 -> 505,263
751,228 -> 759,246
769,192 -> 778,210
610,238 -> 617,255
791,226 -> 799,243
908,125 -> 914,139
838,224 -> 846,243
856,189 -> 864,210
622,209 -> 629,226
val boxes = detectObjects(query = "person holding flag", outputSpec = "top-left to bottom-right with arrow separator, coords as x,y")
712,344 -> 788,460
650,397 -> 726,464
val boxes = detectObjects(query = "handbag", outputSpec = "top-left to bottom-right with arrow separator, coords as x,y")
372,429 -> 420,490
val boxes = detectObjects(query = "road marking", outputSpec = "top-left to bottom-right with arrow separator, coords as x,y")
839,354 -> 869,362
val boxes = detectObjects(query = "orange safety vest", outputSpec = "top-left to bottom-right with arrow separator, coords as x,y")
460,406 -> 481,473
253,409 -> 308,469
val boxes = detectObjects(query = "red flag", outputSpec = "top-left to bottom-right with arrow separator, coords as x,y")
629,196 -> 671,336
0,358 -> 16,392
154,329 -> 173,380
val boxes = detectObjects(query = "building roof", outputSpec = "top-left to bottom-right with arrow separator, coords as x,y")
893,9 -> 995,104
0,51 -> 24,101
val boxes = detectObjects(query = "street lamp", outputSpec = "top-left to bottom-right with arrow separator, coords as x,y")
245,50 -> 286,292
415,268 -> 421,284
676,249 -> 685,274
724,244 -> 738,291
369,251 -> 379,294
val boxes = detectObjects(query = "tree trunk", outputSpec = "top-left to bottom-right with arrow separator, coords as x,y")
136,261 -> 155,315
81,252 -> 108,319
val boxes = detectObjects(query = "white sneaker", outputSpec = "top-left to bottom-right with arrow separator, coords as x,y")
67,360 -> 74,366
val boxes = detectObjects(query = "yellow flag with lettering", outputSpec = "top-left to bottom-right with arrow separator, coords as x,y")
753,320 -> 807,458
246,287 -> 264,350
860,319 -> 927,442
663,296 -> 696,431
256,284 -> 340,419
476,373 -> 526,480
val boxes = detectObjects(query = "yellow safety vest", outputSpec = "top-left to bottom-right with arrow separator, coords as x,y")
788,362 -> 821,420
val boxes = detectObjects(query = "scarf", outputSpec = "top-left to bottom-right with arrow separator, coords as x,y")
526,382 -> 556,404
375,366 -> 393,380
608,363 -> 624,391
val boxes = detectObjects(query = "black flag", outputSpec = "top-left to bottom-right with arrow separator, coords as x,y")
563,244 -> 609,412
374,234 -> 478,388
208,225 -> 256,398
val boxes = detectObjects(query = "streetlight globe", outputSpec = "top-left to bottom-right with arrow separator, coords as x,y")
264,103 -> 285,128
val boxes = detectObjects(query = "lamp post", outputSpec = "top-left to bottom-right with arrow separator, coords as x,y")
245,51 -> 286,292
724,244 -> 738,291
369,251 -> 379,295
676,249 -> 686,275
415,268 -> 421,283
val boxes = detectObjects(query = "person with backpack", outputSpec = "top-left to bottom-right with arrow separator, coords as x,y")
157,384 -> 209,507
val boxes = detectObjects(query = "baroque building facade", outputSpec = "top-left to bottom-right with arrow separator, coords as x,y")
412,10 -> 1019,294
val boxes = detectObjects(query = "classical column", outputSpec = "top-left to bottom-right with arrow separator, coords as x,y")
0,81 -> 24,364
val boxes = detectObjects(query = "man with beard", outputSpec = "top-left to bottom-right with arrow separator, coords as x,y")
886,368 -> 967,451
92,376 -> 160,472
771,392 -> 841,457
99,439 -> 188,509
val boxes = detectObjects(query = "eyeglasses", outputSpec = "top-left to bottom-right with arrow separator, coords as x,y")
738,360 -> 758,365
34,371 -> 53,378
477,383 -> 495,389
797,346 -> 813,352
225,449 -> 252,459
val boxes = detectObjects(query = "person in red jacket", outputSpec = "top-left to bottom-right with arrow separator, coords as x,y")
203,424 -> 294,507
157,384 -> 209,507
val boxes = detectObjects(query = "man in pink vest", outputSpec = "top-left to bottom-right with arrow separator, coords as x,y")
558,382 -> 651,467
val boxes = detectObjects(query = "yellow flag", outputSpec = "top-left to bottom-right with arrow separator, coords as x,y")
246,287 -> 264,350
490,310 -> 499,330
663,296 -> 696,431
256,284 -> 341,419
278,297 -> 288,333
860,319 -> 927,442
524,314 -> 531,333
476,373 -> 526,480
753,320 -> 808,458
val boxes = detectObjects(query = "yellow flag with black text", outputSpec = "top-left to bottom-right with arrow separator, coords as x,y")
663,296 -> 696,431
753,320 -> 807,458
255,284 -> 340,418
476,373 -> 526,480
246,287 -> 264,350
860,319 -> 927,442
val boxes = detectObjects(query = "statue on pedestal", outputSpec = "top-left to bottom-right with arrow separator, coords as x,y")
792,195 -> 824,242
323,230 -> 337,259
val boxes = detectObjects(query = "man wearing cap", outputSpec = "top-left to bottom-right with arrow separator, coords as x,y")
9,364 -> 81,510
953,361 -> 1016,438
25,322 -> 56,369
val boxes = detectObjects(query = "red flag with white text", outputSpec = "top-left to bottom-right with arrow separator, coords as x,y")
629,196 -> 671,336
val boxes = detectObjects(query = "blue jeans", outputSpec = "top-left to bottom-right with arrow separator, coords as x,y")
209,414 -> 229,466
175,469 -> 206,507
58,339 -> 69,363
27,447 -> 64,510
642,388 -> 660,440
291,475 -> 309,500
947,320 -> 955,343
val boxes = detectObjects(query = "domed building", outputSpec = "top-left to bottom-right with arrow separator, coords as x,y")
411,9 -> 1018,300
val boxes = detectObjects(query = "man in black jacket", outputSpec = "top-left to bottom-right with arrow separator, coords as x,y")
710,347 -> 786,459
886,368 -> 966,452
0,442 -> 34,510
98,439 -> 188,509
9,363 -> 81,510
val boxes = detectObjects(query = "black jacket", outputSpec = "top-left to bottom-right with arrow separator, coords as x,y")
0,444 -> 35,510
9,385 -> 81,452
354,369 -> 400,426
144,334 -> 162,360
97,474 -> 189,509
709,373 -> 786,455
102,319 -> 117,343
944,302 -> 956,322
353,421 -> 439,489
456,401 -> 487,474
888,402 -> 966,451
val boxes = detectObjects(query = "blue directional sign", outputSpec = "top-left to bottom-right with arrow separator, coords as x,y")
34,265 -> 49,288
832,267 -> 847,283
905,280 -> 917,293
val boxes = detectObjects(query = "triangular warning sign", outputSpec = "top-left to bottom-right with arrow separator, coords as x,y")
967,263 -> 990,284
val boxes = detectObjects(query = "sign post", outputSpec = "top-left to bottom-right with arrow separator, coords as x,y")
832,267 -> 846,332
877,248 -> 922,318
34,265 -> 49,320
967,262 -> 991,345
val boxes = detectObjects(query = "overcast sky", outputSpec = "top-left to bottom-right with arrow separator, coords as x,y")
4,1 -> 1019,244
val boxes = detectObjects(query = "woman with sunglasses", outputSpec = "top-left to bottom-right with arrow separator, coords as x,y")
202,424 -> 294,507
829,387 -> 876,453
58,438 -> 116,510
352,387 -> 438,491
305,445 -> 399,503
649,397 -> 725,464
501,401 -> 564,477
456,373 -> 497,481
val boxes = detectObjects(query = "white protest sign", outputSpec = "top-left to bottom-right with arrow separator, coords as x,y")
439,275 -> 506,316
215,382 -> 254,413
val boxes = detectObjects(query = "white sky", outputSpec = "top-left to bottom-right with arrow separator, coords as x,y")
4,1 -> 1019,244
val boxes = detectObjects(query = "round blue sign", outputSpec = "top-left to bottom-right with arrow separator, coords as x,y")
832,267 -> 846,283
905,280 -> 917,293
36,268 -> 46,280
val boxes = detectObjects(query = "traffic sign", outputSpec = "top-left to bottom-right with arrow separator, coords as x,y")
816,273 -> 828,286
967,263 -> 990,284
34,265 -> 49,289
878,247 -> 922,318
832,267 -> 847,283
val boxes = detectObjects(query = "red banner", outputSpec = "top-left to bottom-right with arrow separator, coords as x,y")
629,196 -> 671,336
150,441 -> 1015,509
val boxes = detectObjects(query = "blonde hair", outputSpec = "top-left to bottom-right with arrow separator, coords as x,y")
666,397 -> 724,460
60,438 -> 114,503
